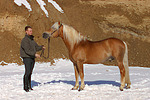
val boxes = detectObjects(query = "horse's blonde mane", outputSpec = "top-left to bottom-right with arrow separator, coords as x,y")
63,24 -> 86,46
52,22 -> 86,48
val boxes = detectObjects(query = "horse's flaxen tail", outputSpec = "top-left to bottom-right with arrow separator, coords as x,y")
123,41 -> 131,85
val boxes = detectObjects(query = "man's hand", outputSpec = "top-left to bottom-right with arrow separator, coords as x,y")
42,46 -> 46,50
35,54 -> 40,58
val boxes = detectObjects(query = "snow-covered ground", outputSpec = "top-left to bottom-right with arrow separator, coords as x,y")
0,59 -> 150,100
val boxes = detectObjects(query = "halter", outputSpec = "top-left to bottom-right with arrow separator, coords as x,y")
42,24 -> 62,39
41,23 -> 63,59
50,24 -> 62,36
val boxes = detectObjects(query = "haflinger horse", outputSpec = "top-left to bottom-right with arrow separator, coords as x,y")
43,22 -> 131,91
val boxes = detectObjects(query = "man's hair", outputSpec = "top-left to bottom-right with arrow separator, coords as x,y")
25,26 -> 32,31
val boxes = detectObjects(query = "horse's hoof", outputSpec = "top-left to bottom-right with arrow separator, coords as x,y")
120,88 -> 123,91
126,86 -> 131,89
119,86 -> 124,91
78,88 -> 84,91
71,88 -> 76,90
78,89 -> 82,91
71,87 -> 78,90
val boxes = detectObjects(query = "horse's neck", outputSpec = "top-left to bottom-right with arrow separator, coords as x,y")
61,36 -> 74,53
60,26 -> 86,53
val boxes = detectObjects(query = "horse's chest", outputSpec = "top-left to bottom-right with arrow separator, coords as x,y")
70,49 -> 86,62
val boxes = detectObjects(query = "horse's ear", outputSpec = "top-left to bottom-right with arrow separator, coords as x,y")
58,21 -> 61,25
58,21 -> 62,25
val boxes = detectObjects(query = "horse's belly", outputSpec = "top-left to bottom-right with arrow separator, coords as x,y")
85,53 -> 109,64
85,59 -> 106,64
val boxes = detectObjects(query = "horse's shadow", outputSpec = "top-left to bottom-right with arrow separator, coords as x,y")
31,80 -> 120,88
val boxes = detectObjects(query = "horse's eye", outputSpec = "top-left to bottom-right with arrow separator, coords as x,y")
51,27 -> 56,30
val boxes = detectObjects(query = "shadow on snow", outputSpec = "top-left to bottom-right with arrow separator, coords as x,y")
31,80 -> 120,88
31,80 -> 41,88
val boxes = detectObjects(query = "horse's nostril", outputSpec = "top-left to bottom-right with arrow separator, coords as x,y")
42,32 -> 50,39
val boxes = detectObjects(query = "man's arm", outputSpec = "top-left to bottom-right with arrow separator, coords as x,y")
35,42 -> 43,51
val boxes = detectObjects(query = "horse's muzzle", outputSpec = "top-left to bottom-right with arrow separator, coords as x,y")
43,32 -> 50,39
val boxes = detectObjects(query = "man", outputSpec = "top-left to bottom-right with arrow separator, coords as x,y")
20,26 -> 45,92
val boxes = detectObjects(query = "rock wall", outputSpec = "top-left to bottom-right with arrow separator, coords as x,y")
0,0 -> 150,67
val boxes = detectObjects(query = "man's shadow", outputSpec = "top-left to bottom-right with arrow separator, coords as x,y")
31,80 -> 120,88
31,80 -> 41,88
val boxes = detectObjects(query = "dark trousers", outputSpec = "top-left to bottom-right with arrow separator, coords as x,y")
23,58 -> 35,90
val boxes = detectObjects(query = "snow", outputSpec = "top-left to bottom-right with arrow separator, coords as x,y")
14,0 -> 32,11
48,0 -> 64,13
36,0 -> 49,17
0,61 -> 8,65
0,59 -> 150,100
14,0 -> 64,17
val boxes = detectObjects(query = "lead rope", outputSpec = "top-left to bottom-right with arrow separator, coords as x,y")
40,23 -> 62,59
40,37 -> 50,59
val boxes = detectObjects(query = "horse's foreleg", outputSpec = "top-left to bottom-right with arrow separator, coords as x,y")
72,63 -> 79,90
77,62 -> 85,91
118,62 -> 126,91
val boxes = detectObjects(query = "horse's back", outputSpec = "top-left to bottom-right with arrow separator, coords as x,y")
86,38 -> 125,63
87,37 -> 124,50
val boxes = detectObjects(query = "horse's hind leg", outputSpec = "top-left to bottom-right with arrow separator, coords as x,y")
124,65 -> 131,89
126,83 -> 131,89
72,63 -> 79,90
118,62 -> 126,91
77,61 -> 85,91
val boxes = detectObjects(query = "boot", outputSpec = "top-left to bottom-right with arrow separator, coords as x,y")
28,74 -> 33,90
23,75 -> 29,92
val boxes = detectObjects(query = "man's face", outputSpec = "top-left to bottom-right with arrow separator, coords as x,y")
26,28 -> 32,36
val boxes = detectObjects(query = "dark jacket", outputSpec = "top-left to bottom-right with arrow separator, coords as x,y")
20,34 -> 43,58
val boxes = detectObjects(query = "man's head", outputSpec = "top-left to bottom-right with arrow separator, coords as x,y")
25,26 -> 32,36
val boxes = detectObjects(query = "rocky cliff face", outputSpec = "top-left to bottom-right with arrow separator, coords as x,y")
0,0 -> 150,67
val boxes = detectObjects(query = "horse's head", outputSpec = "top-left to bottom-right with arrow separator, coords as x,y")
43,22 -> 63,39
